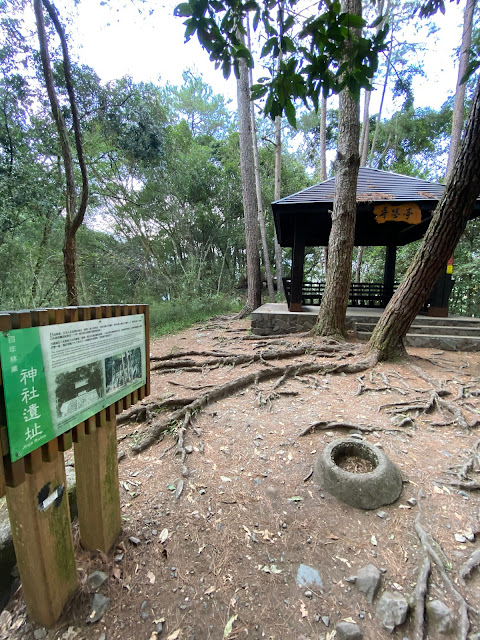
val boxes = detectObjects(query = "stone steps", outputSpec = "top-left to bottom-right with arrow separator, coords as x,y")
357,325 -> 480,352
356,322 -> 480,338
251,303 -> 480,351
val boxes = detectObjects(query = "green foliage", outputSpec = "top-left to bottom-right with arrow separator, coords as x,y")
369,103 -> 453,179
175,0 -> 388,125
148,295 -> 242,337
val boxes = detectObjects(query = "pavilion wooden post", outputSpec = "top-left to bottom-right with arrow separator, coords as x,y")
428,260 -> 454,317
289,221 -> 306,312
383,245 -> 397,303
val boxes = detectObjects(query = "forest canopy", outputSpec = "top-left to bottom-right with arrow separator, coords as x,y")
1,0 -> 480,327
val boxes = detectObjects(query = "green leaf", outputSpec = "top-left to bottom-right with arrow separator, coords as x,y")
339,12 -> 365,29
174,2 -> 192,17
261,36 -> 277,58
250,83 -> 269,99
460,59 -> 480,85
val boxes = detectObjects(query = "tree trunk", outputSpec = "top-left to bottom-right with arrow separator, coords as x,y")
274,114 -> 284,297
368,33 -> 393,166
34,0 -> 88,306
368,76 -> 480,360
320,94 -> 328,181
315,0 -> 361,338
359,89 -> 371,167
31,208 -> 55,304
236,53 -> 262,314
247,19 -> 275,303
355,246 -> 364,283
274,28 -> 285,298
63,225 -> 78,306
446,0 -> 476,178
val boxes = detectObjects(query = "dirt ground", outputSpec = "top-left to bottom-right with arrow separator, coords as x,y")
2,316 -> 480,640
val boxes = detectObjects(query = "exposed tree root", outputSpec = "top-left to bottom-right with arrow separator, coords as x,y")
414,493 -> 470,640
303,420 -> 404,437
412,555 -> 431,640
151,344 -> 358,372
298,419 -> 412,438
117,404 -> 150,426
379,387 -> 472,430
457,439 -> 480,480
131,352 -> 378,454
151,350 -> 232,361
459,548 -> 480,586
445,481 -> 480,491
168,380 -> 217,391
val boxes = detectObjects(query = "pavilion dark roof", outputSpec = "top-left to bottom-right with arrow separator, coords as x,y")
272,166 -> 480,248
274,167 -> 445,206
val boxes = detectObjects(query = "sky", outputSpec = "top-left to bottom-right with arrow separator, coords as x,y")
60,0 -> 468,117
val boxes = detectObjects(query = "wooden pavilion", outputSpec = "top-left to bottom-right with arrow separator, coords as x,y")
272,167 -> 480,316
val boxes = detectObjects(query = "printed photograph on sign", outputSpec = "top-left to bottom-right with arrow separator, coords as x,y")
105,347 -> 142,395
54,361 -> 104,421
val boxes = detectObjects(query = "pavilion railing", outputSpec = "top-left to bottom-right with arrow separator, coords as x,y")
282,279 -> 397,308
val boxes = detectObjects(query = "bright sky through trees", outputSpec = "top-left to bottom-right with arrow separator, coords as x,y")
58,0 -> 465,115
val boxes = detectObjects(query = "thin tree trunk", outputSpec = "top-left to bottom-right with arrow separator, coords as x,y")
315,0 -> 361,338
34,0 -> 88,306
31,209 -> 55,303
247,19 -> 275,302
368,75 -> 480,360
320,94 -> 329,274
368,33 -> 393,166
359,89 -> 371,166
446,0 -> 476,178
320,94 -> 328,181
236,50 -> 262,314
274,114 -> 284,298
274,27 -> 285,299
355,246 -> 364,283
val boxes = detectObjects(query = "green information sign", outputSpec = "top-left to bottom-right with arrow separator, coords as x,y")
0,314 -> 146,461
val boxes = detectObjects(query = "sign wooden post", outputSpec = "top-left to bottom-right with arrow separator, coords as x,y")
0,304 -> 150,626
74,403 -> 121,552
6,454 -> 77,627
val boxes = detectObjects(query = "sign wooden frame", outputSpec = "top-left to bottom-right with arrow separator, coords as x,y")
0,304 -> 150,627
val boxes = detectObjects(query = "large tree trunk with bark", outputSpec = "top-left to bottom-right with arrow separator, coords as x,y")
368,76 -> 480,361
236,54 -> 262,314
446,0 -> 476,178
314,0 -> 361,338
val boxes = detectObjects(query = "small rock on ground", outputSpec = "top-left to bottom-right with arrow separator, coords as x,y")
87,570 -> 108,591
426,599 -> 453,634
356,564 -> 381,604
335,621 -> 363,639
87,593 -> 110,624
376,591 -> 409,633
